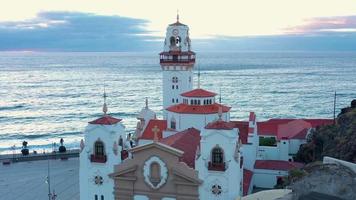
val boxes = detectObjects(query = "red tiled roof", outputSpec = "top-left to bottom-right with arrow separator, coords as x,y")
254,160 -> 304,171
160,128 -> 201,168
304,119 -> 334,127
166,103 -> 230,114
231,121 -> 249,144
243,169 -> 253,196
139,119 -> 167,140
257,118 -> 333,138
205,120 -> 235,130
88,115 -> 122,125
291,128 -> 309,139
181,88 -> 217,97
257,119 -> 294,136
277,119 -> 312,140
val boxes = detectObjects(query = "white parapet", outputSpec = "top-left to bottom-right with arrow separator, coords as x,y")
323,156 -> 356,173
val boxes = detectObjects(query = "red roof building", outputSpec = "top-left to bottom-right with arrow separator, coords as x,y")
160,128 -> 201,168
277,119 -> 312,140
88,115 -> 122,125
205,120 -> 235,130
257,118 -> 333,139
231,121 -> 249,144
139,119 -> 167,140
254,160 -> 304,171
181,88 -> 217,98
243,169 -> 253,196
166,103 -> 230,114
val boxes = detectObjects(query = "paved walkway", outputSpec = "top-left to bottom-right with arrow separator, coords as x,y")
0,158 -> 79,200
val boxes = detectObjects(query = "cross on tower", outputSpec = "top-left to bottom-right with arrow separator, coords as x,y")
152,125 -> 160,142
103,88 -> 108,115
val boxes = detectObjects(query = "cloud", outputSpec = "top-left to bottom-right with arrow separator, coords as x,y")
0,11 -> 160,51
285,15 -> 356,34
1,12 -> 356,51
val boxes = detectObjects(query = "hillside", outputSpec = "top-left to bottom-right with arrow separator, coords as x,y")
295,100 -> 356,163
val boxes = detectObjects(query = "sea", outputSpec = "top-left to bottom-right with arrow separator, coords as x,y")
0,51 -> 355,154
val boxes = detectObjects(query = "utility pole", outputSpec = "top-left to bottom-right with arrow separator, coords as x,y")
47,157 -> 51,200
333,91 -> 337,124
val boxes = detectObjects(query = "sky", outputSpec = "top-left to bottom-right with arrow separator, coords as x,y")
1,0 -> 356,51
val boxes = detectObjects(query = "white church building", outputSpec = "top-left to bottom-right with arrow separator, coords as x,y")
79,15 -> 333,200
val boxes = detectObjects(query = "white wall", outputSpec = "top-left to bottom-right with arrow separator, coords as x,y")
80,123 -> 126,200
253,169 -> 288,189
323,156 -> 356,173
257,146 -> 279,160
289,139 -> 305,155
166,111 -> 229,132
196,128 -> 242,200
162,69 -> 193,111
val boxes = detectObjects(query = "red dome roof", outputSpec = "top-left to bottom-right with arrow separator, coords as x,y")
89,115 -> 122,125
181,88 -> 217,98
166,103 -> 230,114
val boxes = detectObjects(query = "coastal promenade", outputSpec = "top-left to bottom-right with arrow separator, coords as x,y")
0,157 -> 79,200
0,149 -> 79,163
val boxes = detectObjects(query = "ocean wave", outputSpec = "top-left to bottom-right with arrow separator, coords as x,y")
0,131 -> 82,140
0,104 -> 26,111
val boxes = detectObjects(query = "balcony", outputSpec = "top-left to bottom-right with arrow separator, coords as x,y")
90,154 -> 107,163
160,58 -> 195,65
159,51 -> 196,66
208,162 -> 226,171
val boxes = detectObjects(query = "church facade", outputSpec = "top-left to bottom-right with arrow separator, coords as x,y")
79,15 -> 334,200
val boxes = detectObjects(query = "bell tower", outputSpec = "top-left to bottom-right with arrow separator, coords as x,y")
160,14 -> 195,115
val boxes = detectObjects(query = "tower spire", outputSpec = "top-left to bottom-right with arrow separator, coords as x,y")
103,87 -> 108,115
145,97 -> 148,109
198,66 -> 201,88
176,10 -> 179,22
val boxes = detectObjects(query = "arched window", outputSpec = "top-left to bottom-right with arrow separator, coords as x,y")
172,85 -> 174,89
194,99 -> 197,105
172,77 -> 178,83
172,98 -> 175,103
170,117 -> 176,130
211,147 -> 224,164
176,36 -> 181,46
198,100 -> 201,105
176,98 -> 178,103
150,162 -> 161,182
101,195 -> 104,200
176,85 -> 178,89
190,99 -> 193,105
95,195 -> 98,200
170,36 -> 176,46
94,140 -> 104,156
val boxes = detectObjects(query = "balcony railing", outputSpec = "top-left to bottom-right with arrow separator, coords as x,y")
208,162 -> 226,171
90,154 -> 107,163
160,58 -> 195,64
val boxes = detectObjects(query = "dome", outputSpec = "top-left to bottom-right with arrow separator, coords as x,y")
137,98 -> 156,121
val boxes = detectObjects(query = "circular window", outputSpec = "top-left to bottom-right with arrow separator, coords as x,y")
211,184 -> 222,196
94,175 -> 103,185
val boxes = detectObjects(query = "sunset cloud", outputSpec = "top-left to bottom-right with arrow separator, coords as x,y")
0,12 -> 158,51
285,15 -> 356,34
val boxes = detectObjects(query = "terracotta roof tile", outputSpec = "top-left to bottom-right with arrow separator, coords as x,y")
166,103 -> 230,114
243,169 -> 253,196
205,120 -> 235,130
160,128 -> 201,168
181,88 -> 217,97
254,160 -> 304,171
139,119 -> 167,140
231,121 -> 249,144
88,115 -> 122,125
